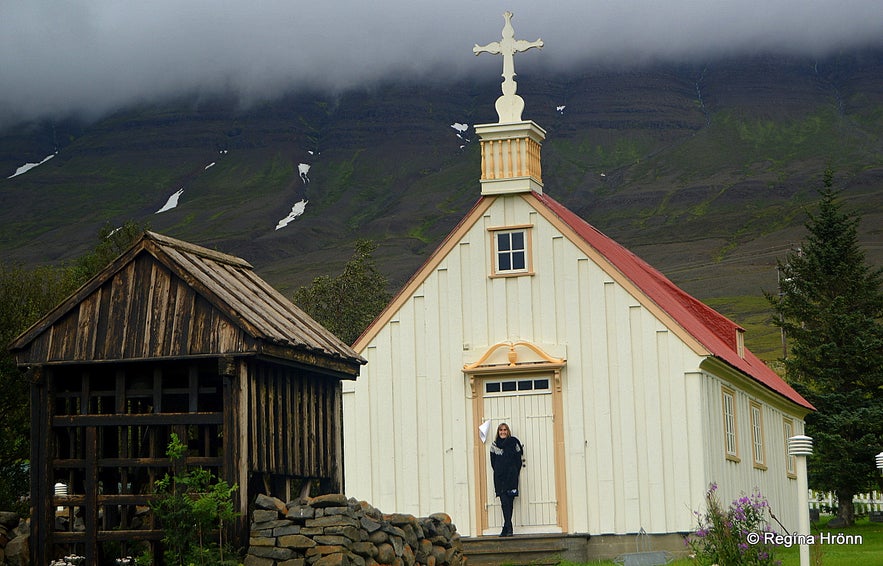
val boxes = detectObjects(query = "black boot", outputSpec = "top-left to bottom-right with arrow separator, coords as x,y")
501,524 -> 513,537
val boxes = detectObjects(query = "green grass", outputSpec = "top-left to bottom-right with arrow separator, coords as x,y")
777,516 -> 883,566
557,517 -> 883,565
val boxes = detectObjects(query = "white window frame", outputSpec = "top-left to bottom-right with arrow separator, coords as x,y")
488,224 -> 534,277
722,387 -> 739,462
783,418 -> 797,478
749,401 -> 766,470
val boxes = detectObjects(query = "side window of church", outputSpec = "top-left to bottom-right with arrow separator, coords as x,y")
783,418 -> 796,478
721,387 -> 739,461
749,401 -> 766,469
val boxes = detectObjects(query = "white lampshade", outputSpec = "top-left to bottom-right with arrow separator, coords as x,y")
788,435 -> 813,456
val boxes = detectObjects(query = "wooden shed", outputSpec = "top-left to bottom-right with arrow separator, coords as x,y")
10,231 -> 364,565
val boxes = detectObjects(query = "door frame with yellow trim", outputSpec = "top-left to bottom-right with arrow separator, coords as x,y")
465,341 -> 568,536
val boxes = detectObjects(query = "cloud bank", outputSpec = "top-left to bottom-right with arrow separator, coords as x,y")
2,0 -> 882,129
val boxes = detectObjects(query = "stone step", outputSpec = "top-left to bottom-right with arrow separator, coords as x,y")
461,534 -> 570,566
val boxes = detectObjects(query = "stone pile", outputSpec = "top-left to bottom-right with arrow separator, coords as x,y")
0,513 -> 29,566
246,494 -> 466,566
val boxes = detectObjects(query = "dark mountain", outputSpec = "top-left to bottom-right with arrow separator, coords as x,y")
2,51 -> 882,360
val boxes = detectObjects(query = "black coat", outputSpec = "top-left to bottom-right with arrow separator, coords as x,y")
490,436 -> 523,496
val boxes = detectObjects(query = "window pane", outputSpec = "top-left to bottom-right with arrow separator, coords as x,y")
499,254 -> 511,271
511,231 -> 524,249
517,380 -> 533,390
497,233 -> 511,251
534,379 -> 549,390
486,382 -> 500,393
512,251 -> 525,270
501,381 -> 517,392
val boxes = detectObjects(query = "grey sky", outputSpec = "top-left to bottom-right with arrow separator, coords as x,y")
2,1 -> 882,129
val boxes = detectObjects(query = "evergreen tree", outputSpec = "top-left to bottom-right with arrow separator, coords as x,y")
292,239 -> 391,346
64,220 -> 146,288
0,264 -> 70,512
767,172 -> 883,526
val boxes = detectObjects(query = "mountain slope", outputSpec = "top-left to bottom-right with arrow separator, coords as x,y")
2,51 -> 882,360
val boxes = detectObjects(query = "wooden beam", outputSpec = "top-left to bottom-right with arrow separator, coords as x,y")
52,529 -> 164,543
53,494 -> 160,505
52,456 -> 223,469
52,412 -> 223,426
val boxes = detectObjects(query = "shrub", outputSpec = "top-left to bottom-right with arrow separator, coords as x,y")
150,433 -> 240,565
688,483 -> 780,565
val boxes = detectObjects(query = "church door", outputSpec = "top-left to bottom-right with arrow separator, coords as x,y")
479,374 -> 561,534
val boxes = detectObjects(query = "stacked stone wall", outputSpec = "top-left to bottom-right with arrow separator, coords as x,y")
0,513 -> 28,566
246,494 -> 465,566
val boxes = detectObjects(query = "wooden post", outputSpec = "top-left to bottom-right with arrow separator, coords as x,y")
84,425 -> 99,564
332,380 -> 344,493
220,356 -> 246,544
29,366 -> 50,566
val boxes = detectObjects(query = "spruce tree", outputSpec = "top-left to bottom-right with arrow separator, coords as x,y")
767,172 -> 883,526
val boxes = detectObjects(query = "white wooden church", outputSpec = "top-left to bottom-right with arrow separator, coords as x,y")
342,12 -> 813,542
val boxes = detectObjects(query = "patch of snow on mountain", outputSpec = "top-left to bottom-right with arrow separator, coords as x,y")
205,162 -> 216,170
451,122 -> 471,149
556,105 -> 566,115
275,199 -> 309,230
298,163 -> 310,183
156,188 -> 184,213
7,153 -> 56,179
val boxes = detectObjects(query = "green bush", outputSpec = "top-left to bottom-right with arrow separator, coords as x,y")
150,434 -> 240,565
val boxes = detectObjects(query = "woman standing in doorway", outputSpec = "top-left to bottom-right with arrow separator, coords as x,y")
490,422 -> 523,537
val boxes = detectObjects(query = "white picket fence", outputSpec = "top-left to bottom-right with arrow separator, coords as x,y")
809,491 -> 883,513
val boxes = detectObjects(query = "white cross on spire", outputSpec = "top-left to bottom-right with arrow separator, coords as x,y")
473,11 -> 543,123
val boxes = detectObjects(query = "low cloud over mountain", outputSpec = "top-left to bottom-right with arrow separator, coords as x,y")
3,1 -> 883,129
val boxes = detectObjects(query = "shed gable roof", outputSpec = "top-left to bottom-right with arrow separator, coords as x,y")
11,232 -> 364,375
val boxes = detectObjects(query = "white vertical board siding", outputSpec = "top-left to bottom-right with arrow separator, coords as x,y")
343,265 -> 475,531
561,269 -> 706,534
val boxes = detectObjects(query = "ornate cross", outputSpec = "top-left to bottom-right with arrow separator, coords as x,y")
474,11 -> 543,123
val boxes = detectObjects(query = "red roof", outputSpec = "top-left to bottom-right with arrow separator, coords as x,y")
533,191 -> 813,411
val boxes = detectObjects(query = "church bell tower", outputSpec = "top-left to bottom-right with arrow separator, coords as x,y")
473,11 -> 546,196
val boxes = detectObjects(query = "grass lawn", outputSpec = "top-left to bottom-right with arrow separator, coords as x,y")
776,516 -> 883,566
560,516 -> 883,565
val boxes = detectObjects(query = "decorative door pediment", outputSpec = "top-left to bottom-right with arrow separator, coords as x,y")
463,341 -> 565,375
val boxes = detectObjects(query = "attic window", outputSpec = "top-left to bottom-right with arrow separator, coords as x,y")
489,225 -> 533,277
736,329 -> 746,358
